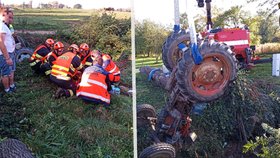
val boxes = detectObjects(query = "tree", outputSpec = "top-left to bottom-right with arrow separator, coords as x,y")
213,6 -> 248,28
135,20 -> 169,62
58,4 -> 65,8
73,4 -> 82,9
68,12 -> 131,56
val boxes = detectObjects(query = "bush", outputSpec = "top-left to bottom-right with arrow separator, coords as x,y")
243,123 -> 280,158
59,12 -> 131,57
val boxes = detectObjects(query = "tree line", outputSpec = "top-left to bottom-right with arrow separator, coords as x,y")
136,1 -> 280,58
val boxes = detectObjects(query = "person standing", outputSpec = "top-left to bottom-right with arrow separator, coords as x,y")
0,7 -> 16,93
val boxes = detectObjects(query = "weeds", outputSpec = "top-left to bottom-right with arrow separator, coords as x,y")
1,60 -> 132,157
136,59 -> 280,157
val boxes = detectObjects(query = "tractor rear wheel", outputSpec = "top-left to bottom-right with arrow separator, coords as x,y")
176,40 -> 237,102
162,30 -> 190,72
139,143 -> 176,158
137,104 -> 156,128
16,48 -> 33,63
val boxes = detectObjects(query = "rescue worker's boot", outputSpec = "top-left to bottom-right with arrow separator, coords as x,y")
55,88 -> 66,99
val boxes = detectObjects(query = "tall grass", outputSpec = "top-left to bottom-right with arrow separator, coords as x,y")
0,60 -> 133,157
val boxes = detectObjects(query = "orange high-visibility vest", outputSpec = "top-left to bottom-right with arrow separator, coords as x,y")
51,52 -> 76,81
42,51 -> 58,64
29,45 -> 49,67
30,45 -> 47,61
81,53 -> 92,67
77,71 -> 110,105
102,54 -> 120,82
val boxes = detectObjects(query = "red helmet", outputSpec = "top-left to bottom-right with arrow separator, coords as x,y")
53,42 -> 64,56
79,43 -> 89,57
54,42 -> 64,50
45,38 -> 55,46
79,43 -> 89,51
68,44 -> 79,53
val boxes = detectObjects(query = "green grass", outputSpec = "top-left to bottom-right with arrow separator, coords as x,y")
136,56 -> 163,69
247,63 -> 280,85
136,74 -> 167,112
13,9 -> 92,31
0,61 -> 133,157
13,8 -> 130,31
246,54 -> 280,85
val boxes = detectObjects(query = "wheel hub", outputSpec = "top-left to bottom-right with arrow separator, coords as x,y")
191,54 -> 231,95
196,64 -> 220,84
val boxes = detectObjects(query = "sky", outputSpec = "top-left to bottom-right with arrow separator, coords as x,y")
4,0 -> 131,9
134,0 -> 261,26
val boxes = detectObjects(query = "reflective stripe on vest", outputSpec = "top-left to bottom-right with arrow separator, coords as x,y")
113,71 -> 120,76
81,53 -> 91,66
51,52 -> 76,80
77,72 -> 110,104
87,79 -> 107,89
105,60 -> 120,76
76,92 -> 110,104
31,45 -> 46,60
109,64 -> 117,73
43,52 -> 57,64
29,59 -> 40,66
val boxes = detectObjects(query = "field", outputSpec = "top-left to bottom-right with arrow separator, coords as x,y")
0,8 -> 133,157
136,55 -> 280,157
136,56 -> 163,69
13,8 -> 130,31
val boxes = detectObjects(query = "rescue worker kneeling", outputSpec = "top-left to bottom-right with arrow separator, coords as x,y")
41,41 -> 64,76
29,38 -> 54,74
76,53 -> 111,106
101,52 -> 121,83
50,49 -> 83,98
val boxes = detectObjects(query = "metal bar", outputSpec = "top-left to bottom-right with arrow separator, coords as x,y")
174,0 -> 180,26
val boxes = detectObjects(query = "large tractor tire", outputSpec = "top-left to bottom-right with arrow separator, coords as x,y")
137,104 -> 157,128
0,138 -> 34,158
139,143 -> 176,158
176,40 -> 237,102
16,48 -> 33,63
162,30 -> 190,72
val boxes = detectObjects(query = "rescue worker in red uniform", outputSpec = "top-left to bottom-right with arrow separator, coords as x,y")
76,52 -> 111,106
78,43 -> 93,71
41,41 -> 64,76
29,38 -> 54,74
50,49 -> 83,98
101,52 -> 120,83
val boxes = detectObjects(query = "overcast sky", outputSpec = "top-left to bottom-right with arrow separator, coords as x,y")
4,0 -> 131,9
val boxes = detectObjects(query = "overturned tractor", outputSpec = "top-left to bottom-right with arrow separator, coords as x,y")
138,0 -> 238,157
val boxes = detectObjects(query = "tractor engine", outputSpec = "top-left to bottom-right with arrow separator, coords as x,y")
204,27 -> 254,68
